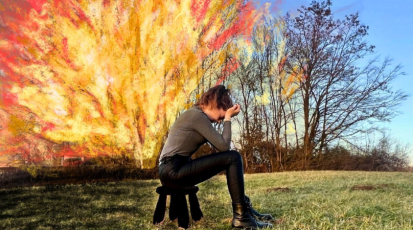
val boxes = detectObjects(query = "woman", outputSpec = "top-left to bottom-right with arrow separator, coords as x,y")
158,85 -> 273,229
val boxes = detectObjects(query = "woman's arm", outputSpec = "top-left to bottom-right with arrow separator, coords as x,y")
193,104 -> 240,152
193,115 -> 231,151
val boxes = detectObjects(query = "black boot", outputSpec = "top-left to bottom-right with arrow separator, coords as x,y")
232,203 -> 273,229
245,196 -> 275,221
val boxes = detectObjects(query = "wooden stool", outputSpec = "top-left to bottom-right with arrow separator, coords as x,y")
153,186 -> 203,229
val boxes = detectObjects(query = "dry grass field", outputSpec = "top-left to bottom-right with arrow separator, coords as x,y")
1,171 -> 412,229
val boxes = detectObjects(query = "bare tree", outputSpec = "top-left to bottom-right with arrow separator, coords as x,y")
283,0 -> 408,169
228,16 -> 303,171
249,18 -> 291,171
231,54 -> 259,171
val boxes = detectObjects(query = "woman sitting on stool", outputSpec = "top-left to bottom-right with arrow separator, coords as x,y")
158,85 -> 274,229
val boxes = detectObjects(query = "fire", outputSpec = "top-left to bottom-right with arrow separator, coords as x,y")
0,0 -> 263,168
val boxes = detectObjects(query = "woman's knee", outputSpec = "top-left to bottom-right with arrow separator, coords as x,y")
227,150 -> 242,162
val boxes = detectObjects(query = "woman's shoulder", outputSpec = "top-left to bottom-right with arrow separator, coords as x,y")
179,105 -> 208,121
172,106 -> 209,129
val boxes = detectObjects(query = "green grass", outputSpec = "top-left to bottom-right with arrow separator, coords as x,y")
1,171 -> 412,229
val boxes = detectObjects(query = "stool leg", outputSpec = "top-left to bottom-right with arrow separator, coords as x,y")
169,194 -> 179,221
177,194 -> 190,229
189,193 -> 203,221
153,193 -> 167,224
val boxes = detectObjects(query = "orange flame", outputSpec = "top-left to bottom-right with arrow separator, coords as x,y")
0,0 -> 263,168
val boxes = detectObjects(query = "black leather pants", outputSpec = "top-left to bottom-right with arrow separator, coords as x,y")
158,150 -> 245,203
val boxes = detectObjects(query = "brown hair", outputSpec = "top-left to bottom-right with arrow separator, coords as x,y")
195,85 -> 233,110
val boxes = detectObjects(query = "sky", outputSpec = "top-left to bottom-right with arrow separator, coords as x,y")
259,0 -> 413,163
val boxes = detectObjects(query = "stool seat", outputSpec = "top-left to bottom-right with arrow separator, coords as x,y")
153,185 -> 203,229
156,186 -> 199,196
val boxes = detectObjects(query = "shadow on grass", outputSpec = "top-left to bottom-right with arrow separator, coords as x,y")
0,180 -> 161,229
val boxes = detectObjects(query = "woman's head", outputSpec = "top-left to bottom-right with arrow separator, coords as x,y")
195,85 -> 233,111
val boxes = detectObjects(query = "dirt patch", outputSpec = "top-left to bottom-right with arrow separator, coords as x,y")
267,187 -> 291,193
274,218 -> 285,224
350,184 -> 390,191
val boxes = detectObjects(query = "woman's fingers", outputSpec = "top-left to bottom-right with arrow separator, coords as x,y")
235,104 -> 240,112
225,104 -> 241,118
228,104 -> 240,117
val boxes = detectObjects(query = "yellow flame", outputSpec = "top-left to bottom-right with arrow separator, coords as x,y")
2,0 -> 261,168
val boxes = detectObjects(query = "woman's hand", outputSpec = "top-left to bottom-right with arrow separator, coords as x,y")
225,104 -> 241,119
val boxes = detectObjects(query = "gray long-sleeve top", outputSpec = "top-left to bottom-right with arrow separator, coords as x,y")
159,105 -> 231,161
